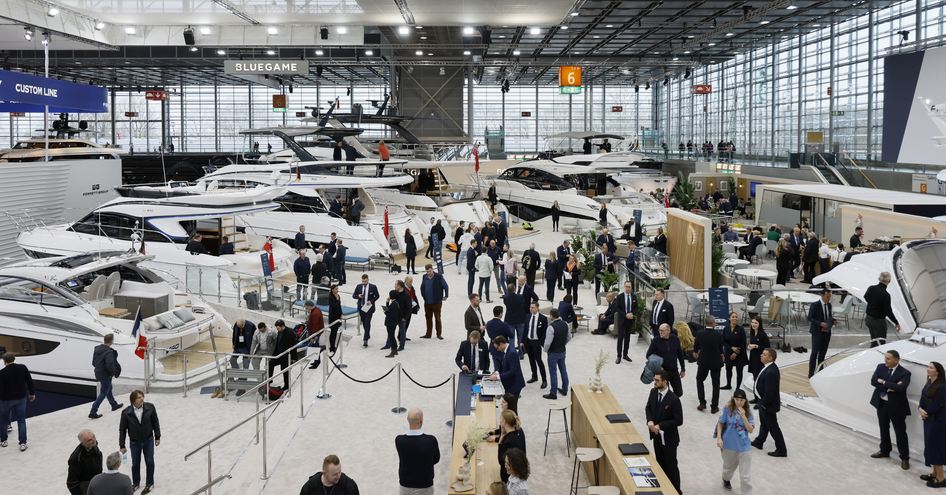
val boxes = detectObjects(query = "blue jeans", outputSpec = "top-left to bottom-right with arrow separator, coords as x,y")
397,319 -> 409,350
91,377 -> 119,414
130,437 -> 156,486
512,323 -> 525,349
0,398 -> 27,444
229,353 -> 250,370
548,352 -> 569,395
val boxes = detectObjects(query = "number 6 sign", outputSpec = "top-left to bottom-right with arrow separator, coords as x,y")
559,66 -> 582,87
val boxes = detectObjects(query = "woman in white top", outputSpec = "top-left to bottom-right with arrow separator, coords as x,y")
830,243 -> 846,265
501,247 -> 517,280
504,447 -> 530,495
457,229 -> 476,275
476,251 -> 495,302
818,237 -> 832,275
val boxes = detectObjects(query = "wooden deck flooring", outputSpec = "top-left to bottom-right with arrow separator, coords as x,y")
158,336 -> 228,374
780,349 -> 860,398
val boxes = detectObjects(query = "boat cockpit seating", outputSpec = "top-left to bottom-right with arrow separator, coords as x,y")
82,275 -> 106,301
103,271 -> 122,298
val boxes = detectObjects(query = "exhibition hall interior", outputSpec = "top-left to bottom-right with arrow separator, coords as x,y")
2,1 -> 946,494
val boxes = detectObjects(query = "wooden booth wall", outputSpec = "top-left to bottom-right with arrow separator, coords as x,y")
666,208 -> 713,289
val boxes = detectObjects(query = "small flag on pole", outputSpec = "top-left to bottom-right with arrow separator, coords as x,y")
472,144 -> 480,174
383,206 -> 390,238
131,306 -> 147,359
664,192 -> 670,208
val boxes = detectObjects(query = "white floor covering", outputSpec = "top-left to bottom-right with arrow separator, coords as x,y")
1,218 -> 934,494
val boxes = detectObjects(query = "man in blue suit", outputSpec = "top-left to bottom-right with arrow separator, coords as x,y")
352,274 -> 380,347
869,350 -> 912,470
556,240 -> 572,290
807,289 -> 835,378
752,348 -> 787,457
592,245 -> 615,294
613,281 -> 636,364
485,306 -> 516,372
488,335 -> 525,397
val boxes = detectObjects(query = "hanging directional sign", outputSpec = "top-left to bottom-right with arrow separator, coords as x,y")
0,69 -> 108,112
560,86 -> 582,94
559,66 -> 582,87
692,84 -> 712,94
145,90 -> 168,101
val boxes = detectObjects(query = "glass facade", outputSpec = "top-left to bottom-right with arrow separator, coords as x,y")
1,1 -> 941,161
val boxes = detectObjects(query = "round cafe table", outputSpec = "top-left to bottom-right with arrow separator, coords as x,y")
723,259 -> 750,268
734,268 -> 777,289
774,291 -> 821,305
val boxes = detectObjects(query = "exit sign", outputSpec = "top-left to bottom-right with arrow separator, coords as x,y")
831,110 -> 845,116
145,90 -> 168,101
611,106 -> 623,112
521,111 -> 532,117
124,111 -> 139,117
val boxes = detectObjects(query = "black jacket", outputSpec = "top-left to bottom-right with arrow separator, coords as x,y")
456,339 -> 490,372
119,403 -> 161,448
653,233 -> 668,254
92,344 -> 120,381
521,249 -> 540,273
405,235 -> 417,257
395,433 -> 440,488
807,300 -> 835,335
544,259 -> 559,281
300,472 -> 359,495
614,292 -> 637,331
650,300 -> 675,332
0,362 -> 34,400
328,296 -> 342,327
273,328 -> 299,362
523,313 -> 548,342
803,238 -> 820,263
864,283 -> 899,324
756,363 -> 781,412
466,247 -> 479,272
646,336 -> 685,372
502,292 -> 526,325
645,387 -> 683,447
397,290 -> 413,321
67,443 -> 103,495
498,428 -> 526,483
430,223 -> 447,243
232,321 -> 255,352
384,300 -> 401,327
870,364 -> 912,417
693,327 -> 724,369
723,324 -> 749,366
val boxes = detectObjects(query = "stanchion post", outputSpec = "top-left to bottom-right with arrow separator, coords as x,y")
206,445 -> 213,495
391,362 -> 407,414
317,349 -> 332,400
446,373 -> 456,427
261,406 -> 269,480
299,360 -> 306,418
182,353 -> 188,397
337,329 -> 348,370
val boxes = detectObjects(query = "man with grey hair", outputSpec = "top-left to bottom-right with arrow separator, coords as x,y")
521,243 -> 541,287
864,272 -> 900,348
86,451 -> 133,495
67,429 -> 103,495
395,408 -> 440,494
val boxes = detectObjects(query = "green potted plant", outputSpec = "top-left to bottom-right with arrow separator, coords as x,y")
711,237 -> 724,287
672,170 -> 696,210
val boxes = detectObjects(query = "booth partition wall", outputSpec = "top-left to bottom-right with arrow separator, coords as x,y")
1,1 -> 943,158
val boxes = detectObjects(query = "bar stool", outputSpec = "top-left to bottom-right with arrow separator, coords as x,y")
587,487 -> 620,495
544,399 -> 571,456
570,447 -> 604,494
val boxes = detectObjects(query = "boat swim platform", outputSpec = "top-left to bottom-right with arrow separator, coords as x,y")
157,336 -> 230,375
779,348 -> 862,398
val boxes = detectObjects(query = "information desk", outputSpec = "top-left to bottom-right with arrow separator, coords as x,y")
570,384 -> 678,495
448,374 -> 502,494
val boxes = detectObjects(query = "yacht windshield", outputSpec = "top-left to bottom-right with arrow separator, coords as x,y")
898,241 -> 946,331
499,168 -> 573,191
0,276 -> 76,307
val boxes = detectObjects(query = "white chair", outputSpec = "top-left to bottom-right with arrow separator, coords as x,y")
722,243 -> 737,255
832,295 -> 856,330
765,239 -> 778,258
103,272 -> 121,298
752,243 -> 768,265
82,275 -> 106,301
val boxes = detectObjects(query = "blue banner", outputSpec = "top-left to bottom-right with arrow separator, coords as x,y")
0,69 -> 108,113
708,287 -> 730,320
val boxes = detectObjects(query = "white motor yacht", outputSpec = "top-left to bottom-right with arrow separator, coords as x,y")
536,131 -> 660,171
15,187 -> 295,297
0,137 -> 124,162
0,252 -> 227,393
773,239 -> 946,454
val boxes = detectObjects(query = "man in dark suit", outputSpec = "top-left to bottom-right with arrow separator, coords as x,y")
502,286 -> 526,351
270,320 -> 298,389
395,408 -> 440,494
520,244 -> 541,287
652,227 -> 668,255
523,302 -> 548,388
119,390 -> 161,492
455,330 -> 490,373
556,240 -> 572,290
752,348 -> 787,457
595,292 -> 616,335
464,294 -> 487,335
596,227 -> 617,254
807,289 -> 835,378
739,230 -> 763,261
485,306 -> 516,371
693,314 -> 724,413
488,336 -> 525,397
869,350 -> 912,469
333,239 -> 347,285
788,227 -> 804,278
649,289 -> 675,337
294,225 -> 308,251
646,323 -> 686,397
646,369 -> 683,495
614,281 -> 637,364
801,233 -> 820,283
465,240 -> 479,296
352,274 -> 380,348
512,275 -> 539,313
328,195 -> 343,218
592,245 -> 615,294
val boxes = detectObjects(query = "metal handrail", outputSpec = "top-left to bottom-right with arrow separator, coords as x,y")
188,475 -> 231,495
184,399 -> 283,461
236,352 -> 313,401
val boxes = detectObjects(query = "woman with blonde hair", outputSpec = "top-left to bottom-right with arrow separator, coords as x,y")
563,254 -> 581,305
716,388 -> 755,493
673,321 -> 696,360
497,410 -> 526,483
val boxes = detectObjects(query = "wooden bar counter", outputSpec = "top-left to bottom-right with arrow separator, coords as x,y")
570,384 -> 679,495
448,390 -> 501,494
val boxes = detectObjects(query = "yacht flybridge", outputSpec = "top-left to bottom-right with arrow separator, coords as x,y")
0,138 -> 125,162
536,131 -> 659,172
15,187 -> 295,296
774,239 -> 946,453
0,252 -> 226,391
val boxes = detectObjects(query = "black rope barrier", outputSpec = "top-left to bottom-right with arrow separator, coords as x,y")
400,367 -> 453,389
325,356 -> 397,384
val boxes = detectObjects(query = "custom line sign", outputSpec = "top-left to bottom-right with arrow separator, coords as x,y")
0,69 -> 107,112
224,60 -> 309,75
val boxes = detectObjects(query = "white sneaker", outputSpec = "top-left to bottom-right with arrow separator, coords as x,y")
0,441 -> 8,447
19,443 -> 27,451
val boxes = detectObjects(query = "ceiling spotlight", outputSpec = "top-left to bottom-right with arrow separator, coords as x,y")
684,50 -> 691,54
621,69 -> 630,75
708,42 -> 716,46
499,34 -> 506,38
672,57 -> 679,61
760,20 -> 770,25
315,49 -> 324,55
47,6 -> 59,17
124,26 -> 136,35
560,26 -> 568,30
513,49 -> 521,56
266,49 -> 276,55
812,23 -> 822,27
420,36 -> 428,40
415,26 -> 423,29
570,12 -> 579,17
23,27 -> 33,41
463,26 -> 475,35
217,49 -> 226,55
593,35 -> 600,39
786,4 -> 798,9
415,50 -> 423,55
687,35 -> 694,38
530,27 -> 540,35
463,50 -> 471,56
725,32 -> 735,37
398,26 -> 410,35
336,26 -> 348,34
200,26 -> 211,35
95,21 -> 105,30
606,24 -> 613,28
364,49 -> 373,56
267,26 -> 278,35
190,46 -> 199,52
427,52 -> 433,56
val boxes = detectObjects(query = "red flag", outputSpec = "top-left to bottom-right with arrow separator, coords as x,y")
131,306 -> 147,359
263,238 -> 275,272
383,206 -> 390,238
473,145 -> 480,174
296,162 -> 301,181
664,191 -> 670,208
